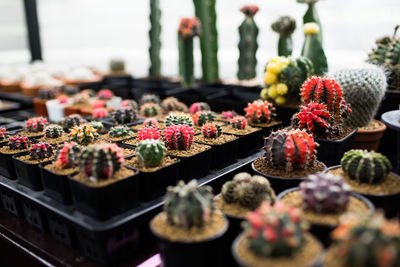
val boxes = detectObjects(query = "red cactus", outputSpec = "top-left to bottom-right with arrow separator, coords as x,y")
296,102 -> 331,136
97,89 -> 114,100
58,95 -> 68,104
0,128 -> 9,142
164,125 -> 194,150
244,100 -> 276,124
26,117 -> 48,132
189,102 -> 210,114
8,135 -> 31,150
202,122 -> 222,138
92,107 -> 108,119
178,17 -> 201,39
240,5 -> 259,16
221,110 -> 236,120
138,126 -> 160,141
93,100 -> 106,109
143,118 -> 159,128
230,116 -> 248,129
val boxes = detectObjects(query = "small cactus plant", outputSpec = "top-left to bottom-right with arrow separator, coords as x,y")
97,89 -> 114,100
72,92 -> 90,105
341,150 -> 392,184
143,118 -> 159,128
138,126 -> 161,141
161,97 -> 188,112
221,172 -> 276,210
109,125 -> 133,138
55,142 -> 82,169
140,103 -> 162,117
111,108 -> 137,125
8,135 -> 31,150
164,179 -> 214,228
88,121 -> 104,132
165,112 -> 193,127
271,16 -> 296,57
230,116 -> 247,130
92,107 -> 108,119
294,102 -> 332,137
44,124 -> 64,138
60,114 -> 86,131
26,117 -> 48,132
30,142 -> 54,160
300,172 -> 351,213
0,128 -> 9,142
202,122 -> 222,138
140,94 -> 160,105
69,124 -> 99,145
38,87 -> 59,100
189,102 -> 210,114
163,124 -> 194,150
192,111 -> 216,126
221,110 -> 237,120
121,99 -> 139,111
244,100 -> 276,124
301,22 -> 328,75
79,143 -> 125,182
136,139 -> 166,168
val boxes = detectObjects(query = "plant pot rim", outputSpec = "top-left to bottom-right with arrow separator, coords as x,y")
315,128 -> 357,143
324,165 -> 400,198
357,120 -> 387,133
125,156 -> 180,173
194,134 -> 238,147
166,143 -> 211,158
381,110 -> 400,131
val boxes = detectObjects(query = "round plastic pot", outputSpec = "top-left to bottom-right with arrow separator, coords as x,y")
227,128 -> 262,159
171,148 -> 211,182
68,167 -> 140,221
381,110 -> 400,173
352,120 -> 386,151
277,187 -> 374,247
150,217 -> 229,267
39,162 -> 76,205
0,150 -> 25,180
13,152 -> 50,191
195,137 -> 238,170
325,166 -> 400,218
315,129 -> 357,167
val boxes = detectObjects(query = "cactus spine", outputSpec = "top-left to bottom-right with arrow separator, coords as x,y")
271,16 -> 296,57
148,0 -> 162,77
136,139 -> 166,168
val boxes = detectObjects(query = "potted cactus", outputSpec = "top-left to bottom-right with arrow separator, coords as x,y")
120,99 -> 139,112
0,128 -> 10,146
301,23 -> 328,75
189,102 -> 210,114
95,89 -> 121,109
68,124 -> 99,145
104,107 -> 138,128
278,172 -> 374,246
216,110 -> 237,122
161,97 -> 188,113
39,142 -> 81,204
150,180 -> 228,267
39,124 -> 68,144
271,16 -> 296,57
100,125 -> 135,143
192,110 -> 217,127
68,143 -> 139,220
140,102 -> 162,118
244,99 -> 282,137
0,135 -> 31,179
252,129 -> 326,194
140,93 -> 161,105
123,125 -> 161,147
324,213 -> 400,267
125,139 -> 180,201
326,149 -> 400,218
18,117 -> 48,138
59,114 -> 87,132
13,142 -> 54,190
33,87 -> 59,116
232,202 -> 323,267
194,121 -> 238,169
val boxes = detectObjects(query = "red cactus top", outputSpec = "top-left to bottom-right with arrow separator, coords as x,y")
178,17 -> 201,39
240,5 -> 259,16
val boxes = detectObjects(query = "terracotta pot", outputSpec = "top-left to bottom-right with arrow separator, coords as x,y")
352,120 -> 386,151
0,81 -> 21,92
33,98 -> 49,116
20,84 -> 41,96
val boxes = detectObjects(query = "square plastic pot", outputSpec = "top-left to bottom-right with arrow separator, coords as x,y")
46,211 -> 77,247
21,198 -> 48,232
195,138 -> 238,170
13,152 -> 50,191
170,149 -> 211,182
0,150 -> 25,180
1,189 -> 23,217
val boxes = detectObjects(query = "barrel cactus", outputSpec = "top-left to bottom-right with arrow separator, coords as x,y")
230,116 -> 248,130
121,99 -> 139,111
221,110 -> 237,120
244,100 -> 276,124
109,125 -> 133,138
189,102 -> 210,114
55,142 -> 82,169
138,126 -> 160,141
140,103 -> 162,117
92,107 -> 108,119
140,93 -> 160,105
30,142 -> 54,160
165,112 -> 193,127
293,102 -> 332,138
8,135 -> 31,150
44,124 -> 64,138
161,97 -> 188,113
136,139 -> 166,168
271,16 -> 296,57
202,122 -> 222,139
193,111 -> 216,126
163,124 -> 194,150
26,117 -> 48,132
60,114 -> 86,131
111,108 -> 137,125
0,128 -> 9,142
69,124 -> 99,145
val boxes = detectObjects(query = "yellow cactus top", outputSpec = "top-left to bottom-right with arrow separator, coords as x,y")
303,22 -> 320,35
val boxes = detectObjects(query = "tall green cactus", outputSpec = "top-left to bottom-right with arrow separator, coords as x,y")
148,0 -> 162,77
193,0 -> 219,83
298,0 -> 322,43
237,6 -> 259,80
271,16 -> 296,57
302,23 -> 327,75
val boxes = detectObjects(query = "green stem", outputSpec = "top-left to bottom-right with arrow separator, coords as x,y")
278,36 -> 293,57
303,3 -> 322,43
148,0 -> 161,77
178,36 -> 194,88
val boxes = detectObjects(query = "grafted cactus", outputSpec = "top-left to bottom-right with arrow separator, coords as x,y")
161,97 -> 188,113
298,0 -> 323,43
136,139 -> 166,168
141,103 -> 162,118
189,102 -> 210,114
164,124 -> 194,150
92,108 -> 108,119
301,22 -> 328,75
244,100 -> 276,124
121,99 -> 139,111
230,116 -> 248,130
30,142 -> 54,160
143,118 -> 159,128
60,114 -> 86,131
140,94 -> 160,105
271,16 -> 296,57
26,117 -> 48,132
192,111 -> 216,126
202,122 -> 222,138
111,108 -> 137,125
149,0 -> 162,77
138,126 -> 161,141
68,124 -> 99,145
55,142 -> 82,169
294,102 -> 332,137
0,128 -> 9,142
8,135 -> 31,150
97,89 -> 114,100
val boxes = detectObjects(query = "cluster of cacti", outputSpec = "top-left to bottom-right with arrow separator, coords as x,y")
92,107 -> 108,119
341,150 -> 392,184
271,16 -> 296,57
331,213 -> 400,267
294,102 -> 332,137
221,172 -> 276,210
221,110 -> 236,120
26,117 -> 48,132
201,122 -> 222,138
69,124 -> 99,145
111,108 -> 137,125
243,202 -> 307,257
97,89 -> 114,100
29,142 -> 54,160
165,112 -> 193,127
264,129 -> 317,172
38,87 -> 59,100
189,102 -> 210,114
140,94 -> 160,105
79,143 -> 125,181
44,124 -> 64,138
143,118 -> 159,128
178,17 -> 201,87
109,125 -> 133,138
72,92 -> 90,105
237,5 -> 259,80
55,142 -> 82,169
88,121 -> 104,132
136,139 -> 166,168
193,111 -> 216,126
160,97 -> 188,113
329,64 -> 387,127
300,172 -> 351,213
109,58 -> 125,73
244,100 -> 276,124
140,103 -> 162,117
121,99 -> 139,111
92,100 -> 106,109
230,116 -> 248,129
0,128 -> 9,142
138,126 -> 161,141
8,135 -> 31,150
164,124 -> 194,150
60,114 -> 86,130
164,179 -> 214,228
301,22 -> 328,75
148,0 -> 161,77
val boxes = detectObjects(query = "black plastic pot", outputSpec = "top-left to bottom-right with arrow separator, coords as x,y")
1,189 -> 23,217
275,104 -> 299,127
195,137 -> 239,170
250,121 -> 282,139
68,167 -> 140,221
13,152 -> 50,191
315,129 -> 357,167
150,215 -> 229,267
39,162 -> 76,205
277,187 -> 374,247
170,148 -> 211,182
20,198 -> 48,232
325,166 -> 400,219
226,128 -> 262,158
0,150 -> 25,179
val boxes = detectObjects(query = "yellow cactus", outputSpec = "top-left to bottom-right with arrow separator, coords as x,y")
304,22 -> 320,35
266,62 -> 281,75
264,72 -> 277,84
276,83 -> 288,95
268,85 -> 278,98
275,96 -> 286,105
260,88 -> 269,100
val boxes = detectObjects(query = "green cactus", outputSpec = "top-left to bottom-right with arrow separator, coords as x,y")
109,58 -> 125,73
44,125 -> 64,138
149,0 -> 162,77
271,16 -> 296,57
298,0 -> 322,43
301,22 -> 327,75
193,0 -> 219,83
136,139 -> 166,168
109,125 -> 132,138
165,112 -> 193,127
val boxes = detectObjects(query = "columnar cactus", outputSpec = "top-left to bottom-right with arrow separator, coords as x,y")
44,124 -> 64,138
189,102 -> 210,114
164,179 -> 214,228
301,22 -> 328,75
230,116 -> 248,130
165,112 -> 193,127
38,87 -> 58,100
341,150 -> 392,184
0,128 -> 9,142
202,122 -> 222,138
294,102 -> 332,137
8,135 -> 31,150
30,142 -> 54,160
55,142 -> 82,169
109,125 -> 133,138
60,114 -> 86,131
161,97 -> 188,113
88,121 -> 104,132
237,5 -> 259,80
79,143 -> 124,181
97,89 -> 114,100
271,16 -> 296,57
244,100 -> 276,124
148,0 -> 162,77
298,0 -> 323,43
69,124 -> 99,145
243,202 -> 307,257
193,111 -> 216,126
300,172 -> 351,213
26,117 -> 48,132
92,107 -> 108,119
221,172 -> 276,210
138,126 -> 161,141
143,118 -> 159,128
136,139 -> 166,168
111,108 -> 137,125
221,110 -> 237,120
163,124 -> 194,150
264,129 -> 317,172
121,99 -> 139,111
140,103 -> 162,117
140,94 -> 160,105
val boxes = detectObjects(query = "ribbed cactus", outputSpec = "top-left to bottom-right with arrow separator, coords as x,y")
193,0 -> 219,83
202,122 -> 222,138
140,94 -> 161,105
294,102 -> 332,137
8,135 -> 31,150
136,139 -> 166,168
0,128 -> 9,142
92,108 -> 108,119
300,172 -> 351,213
140,103 -> 162,118
193,111 -> 216,126
271,16 -> 296,57
230,116 -> 247,129
165,112 -> 193,127
244,100 -> 276,124
148,0 -> 162,77
109,125 -> 133,138
341,149 -> 392,184
44,125 -> 64,138
221,172 -> 276,210
88,121 -> 104,132
97,89 -> 114,100
164,124 -> 194,150
121,99 -> 138,111
189,102 -> 210,114
69,124 -> 99,145
178,17 -> 201,88
138,126 -> 160,141
237,5 -> 259,80
60,114 -> 86,131
298,0 -> 322,43
243,202 -> 306,257
55,142 -> 82,169
301,22 -> 327,75
111,108 -> 137,125
164,180 -> 214,228
26,117 -> 48,132
329,65 -> 387,127
30,142 -> 54,161
161,97 -> 188,113
143,118 -> 159,128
